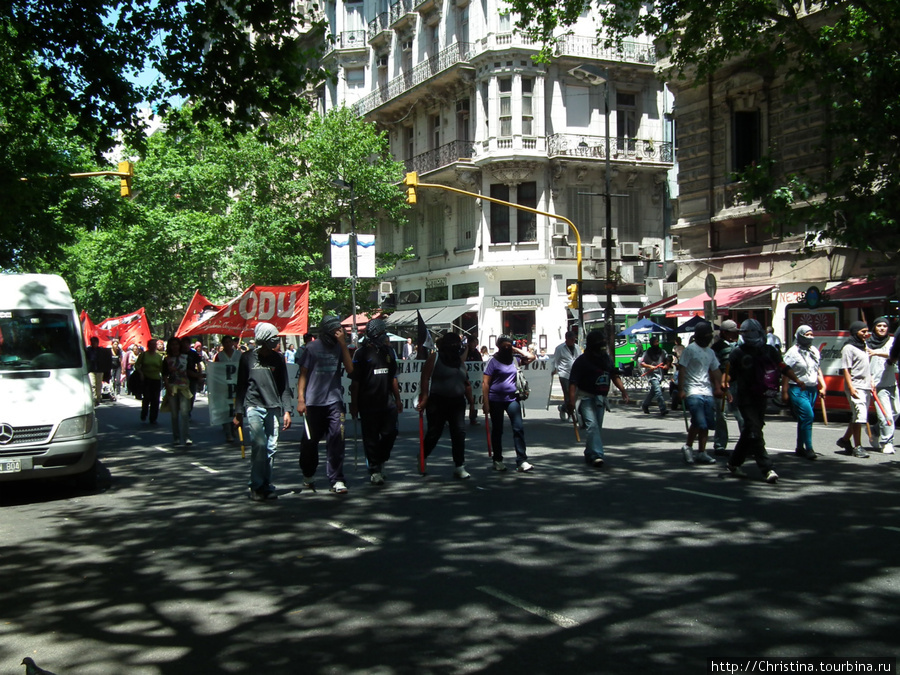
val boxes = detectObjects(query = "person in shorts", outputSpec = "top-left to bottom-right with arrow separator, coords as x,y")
836,321 -> 873,458
676,321 -> 723,465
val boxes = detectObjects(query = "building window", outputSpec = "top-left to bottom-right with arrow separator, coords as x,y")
490,183 -> 510,243
616,92 -> 637,152
566,84 -> 589,129
425,285 -> 449,302
521,77 -> 534,136
457,195 -> 476,249
566,186 -> 594,241
380,222 -> 394,254
500,279 -> 535,295
403,214 -> 418,253
732,110 -> 761,173
617,189 -> 640,242
427,204 -> 443,255
345,0 -> 364,31
452,281 -> 479,299
398,289 -> 421,304
430,114 -> 441,150
404,126 -> 414,161
516,181 -> 537,243
498,11 -> 511,32
458,6 -> 469,43
499,77 -> 512,137
456,98 -> 471,143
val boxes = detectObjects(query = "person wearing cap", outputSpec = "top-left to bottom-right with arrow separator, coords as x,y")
726,319 -> 803,483
711,319 -> 744,455
417,332 -> 476,479
297,316 -> 355,493
233,322 -> 293,501
782,324 -> 827,460
867,317 -> 898,454
676,321 -> 723,465
836,321 -> 873,458
482,335 -> 536,472
639,334 -> 669,416
567,330 -> 630,468
350,319 -> 402,485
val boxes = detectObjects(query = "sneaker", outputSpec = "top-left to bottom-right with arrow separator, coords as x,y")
642,405 -> 650,415
681,444 -> 694,464
851,446 -> 870,458
836,437 -> 853,451
592,457 -> 605,468
795,447 -> 817,460
249,488 -> 278,501
766,470 -> 779,484
370,472 -> 385,485
713,447 -> 730,457
185,438 -> 193,446
694,451 -> 717,464
660,409 -> 670,416
558,405 -> 568,421
727,464 -> 748,478
882,444 -> 895,455
331,481 -> 349,494
303,475 -> 316,490
517,461 -> 534,472
453,465 -> 471,480
492,460 -> 507,472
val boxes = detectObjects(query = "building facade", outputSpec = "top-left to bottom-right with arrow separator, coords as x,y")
319,0 -> 675,347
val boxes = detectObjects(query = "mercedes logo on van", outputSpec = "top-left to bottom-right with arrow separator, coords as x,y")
0,423 -> 13,445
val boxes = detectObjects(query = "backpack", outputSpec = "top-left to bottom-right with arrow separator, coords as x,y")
751,347 -> 781,398
515,367 -> 530,401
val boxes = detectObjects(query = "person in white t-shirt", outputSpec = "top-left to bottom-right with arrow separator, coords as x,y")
867,317 -> 898,454
676,322 -> 723,465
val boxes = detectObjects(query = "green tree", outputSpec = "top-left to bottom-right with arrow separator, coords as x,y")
510,0 -> 900,256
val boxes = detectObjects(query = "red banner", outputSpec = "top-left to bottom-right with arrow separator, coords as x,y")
81,307 -> 153,350
175,283 -> 310,337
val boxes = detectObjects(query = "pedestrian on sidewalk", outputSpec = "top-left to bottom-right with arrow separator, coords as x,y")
711,319 -> 744,455
551,331 -> 581,422
836,321 -> 873,458
782,324 -> 826,460
136,338 -> 163,424
163,336 -> 198,447
417,332 -> 476,479
726,319 -> 804,483
867,317 -> 899,454
297,316 -> 355,494
350,319 -> 401,486
234,322 -> 293,502
482,335 -> 536,472
567,330 -> 630,467
676,321 -> 723,465
639,334 -> 669,416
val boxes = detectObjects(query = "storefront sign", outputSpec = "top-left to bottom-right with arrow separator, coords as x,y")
492,297 -> 545,309
425,278 -> 447,288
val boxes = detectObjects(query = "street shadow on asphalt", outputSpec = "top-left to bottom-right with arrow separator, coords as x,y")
1,401 -> 898,674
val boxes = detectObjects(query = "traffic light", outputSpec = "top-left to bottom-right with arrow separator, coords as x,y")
567,283 -> 579,309
118,161 -> 134,198
403,171 -> 418,205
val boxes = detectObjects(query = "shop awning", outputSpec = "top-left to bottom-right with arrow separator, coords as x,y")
665,285 -> 775,318
638,295 -> 677,318
385,306 -> 476,327
384,309 -> 420,327
825,277 -> 896,303
427,304 -> 479,326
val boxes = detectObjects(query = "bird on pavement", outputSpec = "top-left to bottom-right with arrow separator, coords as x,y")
21,657 -> 57,675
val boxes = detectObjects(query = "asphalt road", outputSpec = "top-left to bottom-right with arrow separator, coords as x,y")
1,391 -> 898,674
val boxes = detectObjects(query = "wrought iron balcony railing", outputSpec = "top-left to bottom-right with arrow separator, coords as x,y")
553,36 -> 657,65
547,133 -> 673,163
323,30 -> 368,56
403,140 -> 476,175
367,12 -> 390,42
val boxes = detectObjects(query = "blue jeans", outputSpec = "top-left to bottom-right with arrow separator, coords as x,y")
788,385 -> 817,452
488,399 -> 528,465
641,376 -> 667,413
685,395 -> 716,431
578,395 -> 607,461
246,406 -> 280,493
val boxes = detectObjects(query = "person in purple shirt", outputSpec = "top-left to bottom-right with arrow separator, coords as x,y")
481,335 -> 536,472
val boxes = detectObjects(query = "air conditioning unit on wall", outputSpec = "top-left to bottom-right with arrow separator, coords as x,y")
591,262 -> 608,278
620,242 -> 641,258
663,282 -> 679,297
553,245 -> 574,259
553,222 -> 569,237
376,55 -> 389,68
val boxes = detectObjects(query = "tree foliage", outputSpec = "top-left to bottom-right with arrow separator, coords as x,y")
510,0 -> 900,256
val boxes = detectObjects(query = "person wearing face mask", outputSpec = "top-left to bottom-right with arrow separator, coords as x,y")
866,317 -> 898,454
676,321 -> 723,465
726,319 -> 803,483
836,321 -> 873,458
297,316 -> 355,493
567,330 -> 630,467
782,325 -> 827,460
482,335 -> 536,472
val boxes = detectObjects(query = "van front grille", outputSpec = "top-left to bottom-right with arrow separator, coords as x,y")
0,423 -> 53,451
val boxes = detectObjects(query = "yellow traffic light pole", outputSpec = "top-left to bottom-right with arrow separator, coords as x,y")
404,172 -> 584,334
20,161 -> 135,198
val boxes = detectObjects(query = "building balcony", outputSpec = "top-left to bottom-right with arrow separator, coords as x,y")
404,140 -> 476,175
367,13 -> 392,46
353,41 -> 474,118
553,36 -> 657,66
389,0 -> 416,30
323,30 -> 368,58
547,133 -> 673,165
471,31 -> 540,54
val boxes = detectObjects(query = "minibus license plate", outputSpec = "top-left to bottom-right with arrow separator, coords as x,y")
0,460 -> 22,473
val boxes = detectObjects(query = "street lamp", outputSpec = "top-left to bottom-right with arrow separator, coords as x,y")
569,63 -> 617,360
333,178 -> 359,347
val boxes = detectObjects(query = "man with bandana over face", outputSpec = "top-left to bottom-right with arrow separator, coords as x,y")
726,319 -> 803,483
836,320 -> 873,458
866,317 -> 899,454
482,335 -> 536,472
782,325 -> 827,460
234,322 -> 293,501
677,321 -> 723,465
297,316 -> 355,493
350,319 -> 402,485
567,330 -> 630,467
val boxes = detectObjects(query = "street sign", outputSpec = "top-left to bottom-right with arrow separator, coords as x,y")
705,273 -> 718,299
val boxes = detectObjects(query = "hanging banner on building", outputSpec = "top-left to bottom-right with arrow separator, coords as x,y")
81,307 -> 153,350
331,234 -> 351,278
175,283 -> 310,337
357,234 -> 376,278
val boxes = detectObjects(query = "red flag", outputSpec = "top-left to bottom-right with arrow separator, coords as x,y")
81,308 -> 152,351
175,284 -> 310,337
